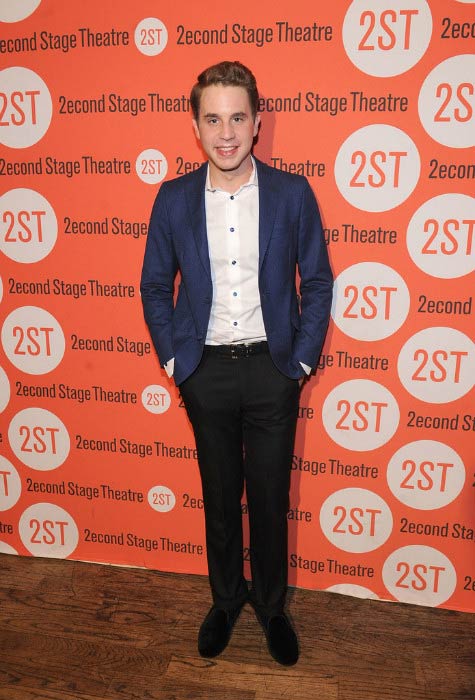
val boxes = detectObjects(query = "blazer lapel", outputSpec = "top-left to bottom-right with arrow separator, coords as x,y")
184,163 -> 212,280
256,159 -> 279,273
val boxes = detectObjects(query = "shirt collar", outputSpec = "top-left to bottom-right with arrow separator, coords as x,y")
206,156 -> 258,193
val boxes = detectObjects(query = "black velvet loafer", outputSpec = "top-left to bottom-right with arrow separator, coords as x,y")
197,606 -> 241,658
259,613 -> 299,666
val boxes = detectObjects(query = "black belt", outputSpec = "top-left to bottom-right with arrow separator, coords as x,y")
204,341 -> 269,359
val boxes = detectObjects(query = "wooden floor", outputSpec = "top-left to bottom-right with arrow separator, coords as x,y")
0,554 -> 473,700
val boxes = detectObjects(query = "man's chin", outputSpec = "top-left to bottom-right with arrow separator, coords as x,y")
212,156 -> 248,173
217,164 -> 240,172
208,151 -> 253,177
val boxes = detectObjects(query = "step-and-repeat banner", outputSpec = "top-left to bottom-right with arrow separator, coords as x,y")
0,0 -> 474,612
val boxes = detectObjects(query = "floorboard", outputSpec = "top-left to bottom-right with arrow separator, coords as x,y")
0,554 -> 473,700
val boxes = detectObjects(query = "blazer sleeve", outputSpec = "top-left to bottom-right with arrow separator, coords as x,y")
140,183 -> 178,367
293,179 -> 333,371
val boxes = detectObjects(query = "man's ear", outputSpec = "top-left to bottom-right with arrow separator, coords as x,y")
253,113 -> 261,137
192,119 -> 201,141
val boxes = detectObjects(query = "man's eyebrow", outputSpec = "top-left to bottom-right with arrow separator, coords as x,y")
202,111 -> 248,119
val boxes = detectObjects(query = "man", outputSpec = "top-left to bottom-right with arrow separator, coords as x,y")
141,61 -> 333,665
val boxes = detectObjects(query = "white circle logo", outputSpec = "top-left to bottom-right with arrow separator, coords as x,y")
398,327 -> 475,403
342,0 -> 432,77
0,456 -> 22,511
9,407 -> 70,470
0,67 -> 52,148
134,18 -> 168,56
0,188 -> 58,263
148,485 -> 176,512
19,502 -> 79,558
0,541 -> 18,554
141,384 -> 171,414
326,584 -> 379,599
334,125 -> 420,212
0,0 -> 41,22
136,149 -> 168,185
418,55 -> 475,148
383,545 -> 456,606
1,305 -> 65,375
320,487 -> 393,553
0,364 -> 10,412
322,379 -> 400,451
387,440 -> 465,510
331,262 -> 410,341
406,194 -> 475,279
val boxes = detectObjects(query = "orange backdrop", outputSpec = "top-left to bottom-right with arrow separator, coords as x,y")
0,0 -> 474,612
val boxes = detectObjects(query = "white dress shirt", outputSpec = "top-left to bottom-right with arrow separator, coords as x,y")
205,159 -> 266,345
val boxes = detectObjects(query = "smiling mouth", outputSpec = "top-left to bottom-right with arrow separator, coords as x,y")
215,145 -> 239,156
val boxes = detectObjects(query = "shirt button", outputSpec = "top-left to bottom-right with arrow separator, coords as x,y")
233,292 -> 237,296
230,227 -> 235,232
230,195 -> 234,200
233,321 -> 238,326
231,260 -> 237,265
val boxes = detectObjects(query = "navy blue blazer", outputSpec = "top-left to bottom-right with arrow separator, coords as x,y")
140,158 -> 333,385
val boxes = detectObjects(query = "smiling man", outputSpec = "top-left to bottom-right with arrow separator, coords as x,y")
141,61 -> 333,665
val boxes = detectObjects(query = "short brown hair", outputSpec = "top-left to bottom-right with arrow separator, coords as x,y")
190,61 -> 259,120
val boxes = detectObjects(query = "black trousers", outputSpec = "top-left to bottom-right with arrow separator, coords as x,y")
179,344 -> 300,617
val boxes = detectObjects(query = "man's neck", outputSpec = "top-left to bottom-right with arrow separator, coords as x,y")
208,158 -> 254,193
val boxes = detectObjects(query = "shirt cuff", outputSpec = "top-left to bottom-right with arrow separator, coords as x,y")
164,357 -> 175,377
299,361 -> 311,375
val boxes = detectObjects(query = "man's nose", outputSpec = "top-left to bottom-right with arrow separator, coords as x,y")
220,121 -> 235,139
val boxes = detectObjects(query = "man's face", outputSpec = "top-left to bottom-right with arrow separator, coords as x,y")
192,84 -> 260,182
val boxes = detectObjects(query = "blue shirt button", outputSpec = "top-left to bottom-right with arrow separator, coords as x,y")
231,260 -> 236,265
233,321 -> 238,326
230,227 -> 235,232
230,195 -> 234,200
233,292 -> 237,296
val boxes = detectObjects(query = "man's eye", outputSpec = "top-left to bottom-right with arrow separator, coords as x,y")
208,118 -> 218,124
